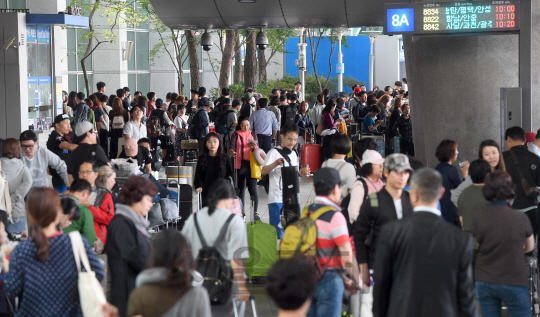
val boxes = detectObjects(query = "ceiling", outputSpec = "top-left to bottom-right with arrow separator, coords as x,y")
149,0 -> 410,30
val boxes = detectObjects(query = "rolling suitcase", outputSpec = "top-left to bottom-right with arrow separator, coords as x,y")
233,296 -> 258,317
245,209 -> 278,284
178,184 -> 193,230
300,144 -> 321,174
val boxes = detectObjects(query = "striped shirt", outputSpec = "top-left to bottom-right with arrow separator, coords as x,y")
308,196 -> 350,270
249,108 -> 278,135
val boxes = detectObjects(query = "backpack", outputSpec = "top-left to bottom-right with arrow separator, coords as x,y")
194,213 -> 235,305
112,113 -> 125,129
340,178 -> 369,233
73,103 -> 89,126
279,205 -> 336,275
262,147 -> 292,194
216,109 -> 234,135
0,161 -> 12,222
147,109 -> 164,138
240,103 -> 252,118
285,105 -> 298,125
188,109 -> 203,139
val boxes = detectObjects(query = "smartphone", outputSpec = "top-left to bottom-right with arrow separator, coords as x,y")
248,139 -> 258,145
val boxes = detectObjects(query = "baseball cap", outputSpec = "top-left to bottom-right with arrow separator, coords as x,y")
73,121 -> 94,144
353,86 -> 362,94
203,100 -> 212,108
124,138 -> 138,157
244,92 -> 253,100
525,132 -> 536,143
19,130 -> 37,142
54,114 -> 70,125
362,150 -> 385,165
313,167 -> 344,187
384,153 -> 413,173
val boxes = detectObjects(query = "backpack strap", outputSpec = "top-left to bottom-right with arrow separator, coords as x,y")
213,214 -> 236,248
275,148 -> 292,166
193,213 -> 208,248
301,205 -> 335,220
335,161 -> 347,173
359,178 -> 369,201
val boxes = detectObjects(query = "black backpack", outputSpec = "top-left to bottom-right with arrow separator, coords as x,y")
188,109 -> 203,139
216,109 -> 234,135
240,103 -> 251,118
194,213 -> 235,305
340,178 -> 369,233
285,105 -> 297,125
262,147 -> 292,194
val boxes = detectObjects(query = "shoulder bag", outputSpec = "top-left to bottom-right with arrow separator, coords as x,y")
510,149 -> 540,199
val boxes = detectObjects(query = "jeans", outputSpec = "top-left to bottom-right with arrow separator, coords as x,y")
7,216 -> 26,234
52,176 -> 67,194
109,129 -> 123,159
256,134 -> 272,154
400,139 -> 415,156
307,270 -> 344,317
268,203 -> 284,239
476,281 -> 532,317
237,169 -> 258,213
141,174 -> 169,200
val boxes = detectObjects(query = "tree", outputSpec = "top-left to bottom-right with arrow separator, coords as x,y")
219,30 -> 236,89
233,30 -> 243,85
257,29 -> 298,83
69,0 -> 142,95
243,30 -> 257,89
139,0 -> 188,94
185,30 -> 201,90
306,28 -> 338,93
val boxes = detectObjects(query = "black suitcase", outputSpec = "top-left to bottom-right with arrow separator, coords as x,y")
178,184 -> 193,230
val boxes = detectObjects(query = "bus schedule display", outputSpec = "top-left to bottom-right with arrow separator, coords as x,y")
386,1 -> 520,35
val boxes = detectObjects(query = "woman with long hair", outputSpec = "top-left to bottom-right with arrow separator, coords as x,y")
6,188 -> 104,316
294,101 -> 314,144
311,93 -> 325,144
229,116 -> 258,215
109,97 -> 130,159
194,133 -> 233,207
376,95 -> 390,130
387,96 -> 403,153
91,165 -> 117,245
321,99 -> 340,162
127,229 -> 211,317
67,91 -> 77,114
451,139 -> 506,208
182,179 -> 250,317
174,103 -> 189,165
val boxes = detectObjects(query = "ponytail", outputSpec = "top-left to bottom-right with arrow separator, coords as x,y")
207,195 -> 219,216
32,225 -> 50,262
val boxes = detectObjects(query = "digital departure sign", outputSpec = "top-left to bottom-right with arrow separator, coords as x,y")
385,1 -> 520,35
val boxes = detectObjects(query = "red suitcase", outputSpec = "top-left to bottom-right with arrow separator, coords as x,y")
300,144 -> 322,174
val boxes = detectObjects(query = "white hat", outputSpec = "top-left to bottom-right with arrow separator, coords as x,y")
362,150 -> 385,165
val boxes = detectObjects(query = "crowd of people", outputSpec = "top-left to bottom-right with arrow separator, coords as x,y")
0,77 -> 539,317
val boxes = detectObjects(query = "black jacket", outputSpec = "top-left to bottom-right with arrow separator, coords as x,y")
106,214 -> 152,317
373,211 -> 477,317
503,145 -> 540,209
352,188 -> 413,267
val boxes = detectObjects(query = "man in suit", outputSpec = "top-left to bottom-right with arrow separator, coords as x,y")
373,168 -> 477,317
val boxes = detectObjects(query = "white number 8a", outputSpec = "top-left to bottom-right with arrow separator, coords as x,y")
392,14 -> 410,27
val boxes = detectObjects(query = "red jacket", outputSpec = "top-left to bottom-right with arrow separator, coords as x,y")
89,191 -> 115,244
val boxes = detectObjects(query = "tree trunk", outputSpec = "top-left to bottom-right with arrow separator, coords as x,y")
233,30 -> 243,85
219,30 -> 235,90
185,30 -> 201,90
244,30 -> 257,90
258,48 -> 267,84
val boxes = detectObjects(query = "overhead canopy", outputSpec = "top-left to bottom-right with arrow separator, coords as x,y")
149,0 -> 409,29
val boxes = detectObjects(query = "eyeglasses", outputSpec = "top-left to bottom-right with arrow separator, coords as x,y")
78,170 -> 96,175
133,109 -> 142,113
21,144 -> 34,149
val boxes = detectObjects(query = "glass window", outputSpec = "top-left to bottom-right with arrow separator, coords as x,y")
68,74 -> 77,93
0,1 -> 7,9
182,72 -> 190,95
135,32 -> 149,70
78,74 -> 93,96
128,74 -> 136,92
137,74 -> 150,95
127,31 -> 135,71
8,0 -> 25,9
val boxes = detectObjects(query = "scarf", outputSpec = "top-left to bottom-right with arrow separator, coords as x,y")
115,203 -> 151,238
234,130 -> 253,168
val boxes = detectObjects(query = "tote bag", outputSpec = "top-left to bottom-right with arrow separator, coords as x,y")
250,152 -> 262,180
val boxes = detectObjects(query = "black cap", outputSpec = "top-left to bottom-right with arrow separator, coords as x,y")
19,130 -> 37,142
54,114 -> 70,125
313,167 -> 344,187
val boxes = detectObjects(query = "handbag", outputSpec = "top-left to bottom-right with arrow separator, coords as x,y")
510,149 -> 540,199
316,123 -> 324,135
250,152 -> 262,180
338,121 -> 348,135
69,231 -> 107,317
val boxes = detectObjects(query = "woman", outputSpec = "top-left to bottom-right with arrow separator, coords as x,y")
59,197 -> 81,230
6,188 -> 104,316
0,138 -> 32,235
98,94 -> 111,157
294,101 -> 314,144
106,176 -> 158,317
311,93 -> 325,144
174,104 -> 189,165
229,116 -> 258,215
347,150 -> 385,226
388,97 -> 402,137
321,133 -> 357,197
335,97 -> 349,119
109,97 -> 130,159
67,91 -> 77,115
376,95 -> 390,130
474,171 -> 534,317
321,99 -> 339,162
194,133 -> 233,208
127,230 -> 211,317
137,96 -> 148,119
91,165 -> 116,245
451,139 -> 506,207
182,179 -> 250,317
108,94 -> 117,107
434,139 -> 468,225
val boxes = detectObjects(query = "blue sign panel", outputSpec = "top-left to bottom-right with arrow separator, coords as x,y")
387,8 -> 415,33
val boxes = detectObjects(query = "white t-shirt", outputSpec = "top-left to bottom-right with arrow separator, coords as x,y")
123,120 -> 147,140
394,199 -> 403,219
321,159 -> 357,197
263,147 -> 298,204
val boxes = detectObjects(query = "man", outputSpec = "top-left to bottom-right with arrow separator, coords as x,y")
189,100 -> 211,151
240,92 -> 255,118
384,85 -> 393,97
47,114 -> 78,192
92,81 -> 106,100
19,130 -> 70,189
186,89 -> 199,115
262,124 -> 301,238
323,88 -> 330,103
271,88 -> 280,99
123,104 -> 147,141
267,96 -> 282,145
362,95 -> 378,118
73,92 -> 90,126
392,102 -> 414,156
250,98 -> 279,154
266,257 -> 318,317
116,88 -> 129,112
67,121 -> 109,181
353,153 -> 414,314
528,129 -> 540,158
146,92 -> 157,117
164,92 -> 172,108
503,126 -> 540,238
130,91 -> 141,109
294,81 -> 303,102
197,86 -> 209,109
363,105 -> 383,134
63,178 -> 98,247
123,86 -> 131,102
215,87 -> 230,107
352,90 -> 368,123
302,167 -> 359,317
360,84 -> 366,91
373,168 -> 477,317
